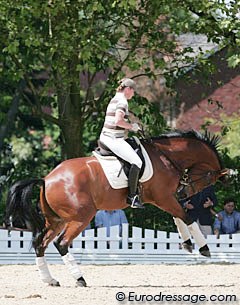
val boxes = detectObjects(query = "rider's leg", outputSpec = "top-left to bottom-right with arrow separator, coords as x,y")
127,163 -> 144,208
99,135 -> 144,208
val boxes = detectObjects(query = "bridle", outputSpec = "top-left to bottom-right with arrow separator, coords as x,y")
177,168 -> 222,199
146,139 -> 222,199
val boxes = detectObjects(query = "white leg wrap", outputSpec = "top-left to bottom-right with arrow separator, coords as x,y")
188,222 -> 206,248
62,253 -> 82,280
174,217 -> 191,241
36,257 -> 56,284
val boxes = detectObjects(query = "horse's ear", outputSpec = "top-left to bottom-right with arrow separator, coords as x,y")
219,168 -> 230,177
218,168 -> 230,182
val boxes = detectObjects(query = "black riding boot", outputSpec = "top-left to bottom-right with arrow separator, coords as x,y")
127,164 -> 144,209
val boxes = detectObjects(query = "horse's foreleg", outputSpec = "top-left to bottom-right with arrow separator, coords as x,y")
173,217 -> 193,253
174,215 -> 211,257
187,222 -> 211,257
175,217 -> 210,257
175,216 -> 210,257
54,221 -> 90,287
156,196 -> 210,257
174,217 -> 191,241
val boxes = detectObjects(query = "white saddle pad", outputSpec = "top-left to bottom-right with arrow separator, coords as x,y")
92,143 -> 153,189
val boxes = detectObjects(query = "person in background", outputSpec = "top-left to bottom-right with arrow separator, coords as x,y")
178,185 -> 218,237
95,209 -> 128,237
213,198 -> 240,237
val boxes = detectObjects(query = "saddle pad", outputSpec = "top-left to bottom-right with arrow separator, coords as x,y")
92,143 -> 153,189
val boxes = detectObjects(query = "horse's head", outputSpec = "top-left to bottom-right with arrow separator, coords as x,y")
176,167 -> 229,200
150,130 -> 227,200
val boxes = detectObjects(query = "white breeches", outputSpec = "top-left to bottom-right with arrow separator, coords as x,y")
100,132 -> 142,168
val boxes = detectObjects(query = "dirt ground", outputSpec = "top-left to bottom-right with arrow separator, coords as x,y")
0,263 -> 240,305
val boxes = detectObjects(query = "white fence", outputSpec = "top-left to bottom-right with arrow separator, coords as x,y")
1,224 -> 240,264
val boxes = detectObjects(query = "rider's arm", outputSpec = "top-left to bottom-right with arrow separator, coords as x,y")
115,110 -> 135,131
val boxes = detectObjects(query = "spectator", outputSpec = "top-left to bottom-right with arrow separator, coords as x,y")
95,209 -> 128,237
213,198 -> 240,237
179,185 -> 218,237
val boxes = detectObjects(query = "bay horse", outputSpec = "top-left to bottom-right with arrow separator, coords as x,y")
5,130 -> 227,287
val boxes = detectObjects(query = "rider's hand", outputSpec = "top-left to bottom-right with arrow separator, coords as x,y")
131,123 -> 140,132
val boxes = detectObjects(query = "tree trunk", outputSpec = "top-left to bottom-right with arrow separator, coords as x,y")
58,83 -> 85,159
61,119 -> 84,159
0,80 -> 26,151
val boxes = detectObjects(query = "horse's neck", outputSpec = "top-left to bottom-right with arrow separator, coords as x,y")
150,139 -> 203,170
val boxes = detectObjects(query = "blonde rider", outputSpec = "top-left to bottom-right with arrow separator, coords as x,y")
100,78 -> 144,209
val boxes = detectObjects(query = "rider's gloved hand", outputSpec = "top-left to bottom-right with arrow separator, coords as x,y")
131,123 -> 140,132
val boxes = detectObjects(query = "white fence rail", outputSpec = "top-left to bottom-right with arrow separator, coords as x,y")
1,224 -> 240,264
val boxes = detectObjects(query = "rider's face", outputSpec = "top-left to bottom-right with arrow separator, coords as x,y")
124,87 -> 135,99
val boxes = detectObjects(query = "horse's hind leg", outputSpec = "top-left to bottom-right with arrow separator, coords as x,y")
34,220 -> 64,286
54,218 -> 94,287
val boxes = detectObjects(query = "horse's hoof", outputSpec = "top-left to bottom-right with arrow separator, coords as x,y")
182,242 -> 193,253
199,245 -> 211,257
49,279 -> 60,287
76,276 -> 87,287
181,239 -> 193,253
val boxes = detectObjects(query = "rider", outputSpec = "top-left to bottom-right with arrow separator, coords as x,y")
99,77 -> 144,209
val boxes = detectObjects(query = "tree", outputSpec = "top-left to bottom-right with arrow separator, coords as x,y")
0,0 -> 239,160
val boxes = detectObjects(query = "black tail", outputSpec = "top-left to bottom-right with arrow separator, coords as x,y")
5,178 -> 45,235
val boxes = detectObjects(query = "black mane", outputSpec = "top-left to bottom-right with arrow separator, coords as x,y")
150,130 -> 222,167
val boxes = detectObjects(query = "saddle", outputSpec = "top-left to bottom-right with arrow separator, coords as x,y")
94,137 -> 145,179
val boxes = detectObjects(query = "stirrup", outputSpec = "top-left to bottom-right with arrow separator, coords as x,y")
127,195 -> 145,209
